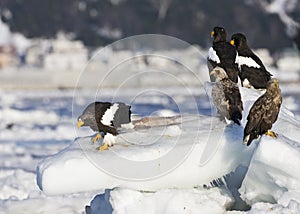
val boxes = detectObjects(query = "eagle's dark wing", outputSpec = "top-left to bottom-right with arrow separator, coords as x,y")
212,79 -> 243,125
94,102 -> 112,123
93,102 -> 132,135
207,58 -> 218,71
239,65 -> 272,89
94,102 -> 118,135
244,95 -> 266,141
213,43 -> 239,83
263,95 -> 282,126
78,101 -> 132,140
238,49 -> 272,89
244,91 -> 282,145
212,81 -> 230,120
222,79 -> 243,124
112,103 -> 131,127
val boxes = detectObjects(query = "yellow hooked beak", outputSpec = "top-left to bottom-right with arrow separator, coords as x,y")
211,31 -> 215,37
230,39 -> 235,46
77,119 -> 84,128
209,70 -> 216,76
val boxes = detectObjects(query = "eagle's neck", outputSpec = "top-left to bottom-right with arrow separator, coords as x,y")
273,88 -> 282,103
217,76 -> 228,82
267,87 -> 281,100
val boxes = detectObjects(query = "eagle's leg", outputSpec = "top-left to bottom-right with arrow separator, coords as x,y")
98,133 -> 116,151
98,143 -> 109,151
92,133 -> 102,143
265,130 -> 277,138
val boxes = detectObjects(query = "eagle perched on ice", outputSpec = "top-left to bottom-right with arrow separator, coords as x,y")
244,78 -> 282,146
230,33 -> 272,89
77,102 -> 132,150
207,26 -> 239,83
210,67 -> 243,125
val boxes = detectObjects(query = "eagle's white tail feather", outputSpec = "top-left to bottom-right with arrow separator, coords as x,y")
243,134 -> 250,145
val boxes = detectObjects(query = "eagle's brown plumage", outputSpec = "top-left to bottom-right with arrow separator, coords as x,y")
243,78 -> 282,146
210,67 -> 243,125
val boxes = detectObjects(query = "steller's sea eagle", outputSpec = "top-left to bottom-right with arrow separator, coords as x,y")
230,33 -> 272,89
77,102 -> 132,150
207,26 -> 239,83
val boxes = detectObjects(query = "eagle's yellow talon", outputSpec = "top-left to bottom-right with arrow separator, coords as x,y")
265,130 -> 277,138
99,143 -> 109,151
92,133 -> 102,143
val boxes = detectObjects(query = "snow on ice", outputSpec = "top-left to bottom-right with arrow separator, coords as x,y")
37,114 -> 255,195
0,45 -> 299,213
34,85 -> 300,213
240,127 -> 300,205
87,188 -> 234,214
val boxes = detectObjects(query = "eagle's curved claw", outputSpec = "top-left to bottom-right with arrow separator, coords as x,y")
265,130 -> 277,138
92,133 -> 102,143
98,143 -> 109,151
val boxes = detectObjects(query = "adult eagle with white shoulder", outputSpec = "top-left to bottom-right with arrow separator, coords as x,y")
230,33 -> 272,89
77,102 -> 132,150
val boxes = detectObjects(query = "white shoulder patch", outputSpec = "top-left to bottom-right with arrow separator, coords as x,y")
208,47 -> 220,63
238,56 -> 260,68
101,103 -> 119,126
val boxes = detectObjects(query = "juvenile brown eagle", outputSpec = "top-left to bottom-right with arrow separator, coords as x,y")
230,33 -> 272,89
207,26 -> 239,83
244,78 -> 282,146
210,67 -> 243,125
77,102 -> 131,150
